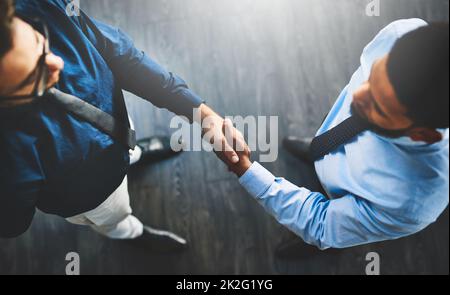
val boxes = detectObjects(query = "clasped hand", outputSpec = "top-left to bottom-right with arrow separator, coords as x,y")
199,104 -> 252,177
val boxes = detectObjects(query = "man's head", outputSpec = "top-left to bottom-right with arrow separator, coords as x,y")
0,0 -> 64,106
352,23 -> 449,144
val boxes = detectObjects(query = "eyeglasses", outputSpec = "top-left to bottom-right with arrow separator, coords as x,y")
0,18 -> 50,103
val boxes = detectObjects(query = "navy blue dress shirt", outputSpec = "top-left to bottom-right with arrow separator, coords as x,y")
0,0 -> 203,238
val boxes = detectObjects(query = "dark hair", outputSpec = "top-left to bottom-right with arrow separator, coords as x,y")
387,23 -> 449,129
0,0 -> 15,59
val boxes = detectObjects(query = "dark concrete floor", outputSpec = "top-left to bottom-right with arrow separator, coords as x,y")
0,0 -> 448,275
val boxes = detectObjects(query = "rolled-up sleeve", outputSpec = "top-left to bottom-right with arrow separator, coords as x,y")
78,12 -> 203,120
239,162 -> 425,250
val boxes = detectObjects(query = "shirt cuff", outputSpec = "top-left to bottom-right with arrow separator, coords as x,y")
239,162 -> 276,198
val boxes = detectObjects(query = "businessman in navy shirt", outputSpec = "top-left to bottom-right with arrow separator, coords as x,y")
0,0 -> 247,252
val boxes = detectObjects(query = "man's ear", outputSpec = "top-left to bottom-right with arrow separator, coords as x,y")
407,127 -> 443,144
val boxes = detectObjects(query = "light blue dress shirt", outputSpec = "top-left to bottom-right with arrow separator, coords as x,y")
239,19 -> 449,250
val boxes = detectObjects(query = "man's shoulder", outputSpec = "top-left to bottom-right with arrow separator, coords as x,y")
366,18 -> 428,51
16,0 -> 68,7
360,19 -> 428,79
15,0 -> 69,16
378,18 -> 428,40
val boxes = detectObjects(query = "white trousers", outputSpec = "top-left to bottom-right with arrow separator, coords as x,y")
66,119 -> 144,239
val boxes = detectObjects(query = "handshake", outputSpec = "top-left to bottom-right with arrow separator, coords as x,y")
199,104 -> 252,177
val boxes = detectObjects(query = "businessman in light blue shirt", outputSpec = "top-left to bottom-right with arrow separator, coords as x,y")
223,19 -> 449,252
